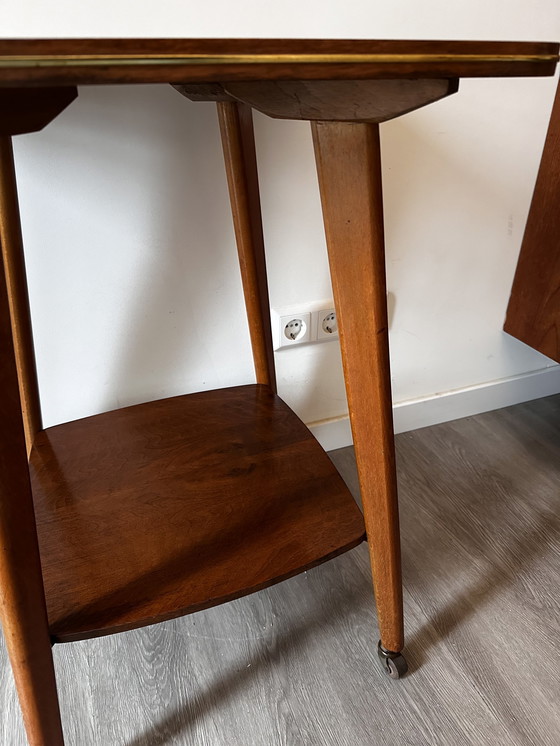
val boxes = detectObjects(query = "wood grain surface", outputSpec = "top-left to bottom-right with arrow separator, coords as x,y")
504,78 -> 560,362
30,384 -> 365,643
3,394 -> 559,745
0,136 -> 42,455
0,39 -> 556,87
217,102 -> 276,390
223,78 -> 459,123
0,177 -> 64,743
312,121 -> 403,653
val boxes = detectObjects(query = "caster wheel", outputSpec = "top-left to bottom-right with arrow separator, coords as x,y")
377,641 -> 408,679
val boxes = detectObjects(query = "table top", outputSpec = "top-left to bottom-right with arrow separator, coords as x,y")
0,38 -> 558,87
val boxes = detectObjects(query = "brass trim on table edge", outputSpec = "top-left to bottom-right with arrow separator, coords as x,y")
0,52 -> 558,68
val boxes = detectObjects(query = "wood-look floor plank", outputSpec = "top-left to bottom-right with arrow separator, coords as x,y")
1,395 -> 560,745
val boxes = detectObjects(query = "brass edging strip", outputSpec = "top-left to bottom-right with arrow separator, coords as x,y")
0,52 -> 558,68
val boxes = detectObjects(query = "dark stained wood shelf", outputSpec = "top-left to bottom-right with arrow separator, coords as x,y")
29,384 -> 366,643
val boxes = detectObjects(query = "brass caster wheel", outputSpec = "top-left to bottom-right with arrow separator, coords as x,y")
377,641 -> 408,679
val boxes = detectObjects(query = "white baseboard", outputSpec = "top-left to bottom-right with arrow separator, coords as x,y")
308,365 -> 560,452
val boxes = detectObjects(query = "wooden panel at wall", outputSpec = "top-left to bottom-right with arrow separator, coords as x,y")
504,80 -> 560,362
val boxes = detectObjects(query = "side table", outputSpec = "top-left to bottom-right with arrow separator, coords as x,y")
0,39 -> 558,745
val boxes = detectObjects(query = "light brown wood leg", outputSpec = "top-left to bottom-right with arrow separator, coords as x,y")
217,102 -> 277,392
312,121 -> 404,653
0,142 -> 64,744
0,136 -> 42,456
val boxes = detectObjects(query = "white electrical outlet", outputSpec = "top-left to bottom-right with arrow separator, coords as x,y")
315,308 -> 339,341
272,310 -> 312,349
271,302 -> 338,350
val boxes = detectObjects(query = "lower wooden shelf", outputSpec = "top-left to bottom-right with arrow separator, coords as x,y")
29,384 -> 365,643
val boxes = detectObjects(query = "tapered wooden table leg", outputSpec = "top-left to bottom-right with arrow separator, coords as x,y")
312,121 -> 404,655
0,143 -> 64,745
217,101 -> 277,392
0,136 -> 42,456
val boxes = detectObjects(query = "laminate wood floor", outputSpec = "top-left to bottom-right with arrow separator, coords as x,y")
2,395 -> 560,745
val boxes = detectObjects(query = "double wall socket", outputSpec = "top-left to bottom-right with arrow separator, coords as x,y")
272,302 -> 339,350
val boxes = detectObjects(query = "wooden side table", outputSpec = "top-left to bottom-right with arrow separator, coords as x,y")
0,39 -> 558,746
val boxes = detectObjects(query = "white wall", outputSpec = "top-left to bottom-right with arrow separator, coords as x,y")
3,2 -> 560,447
